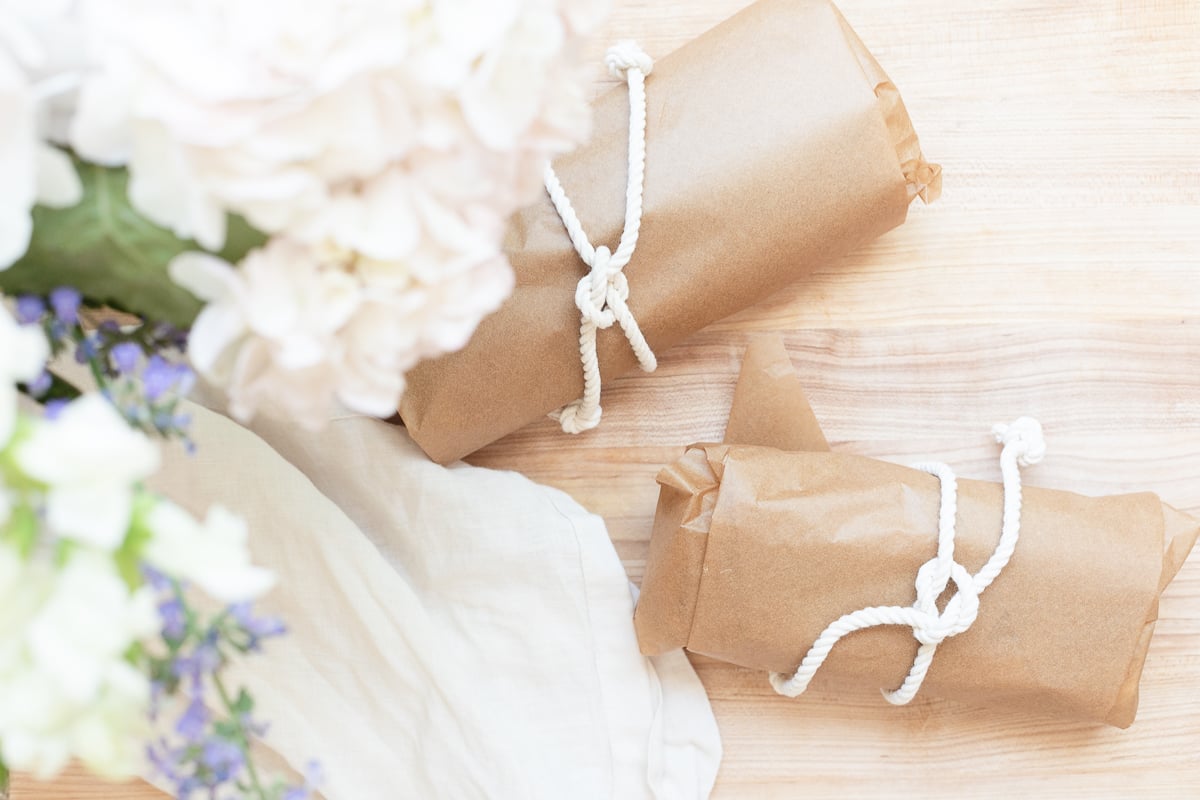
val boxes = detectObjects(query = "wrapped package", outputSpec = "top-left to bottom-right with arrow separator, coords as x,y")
399,0 -> 940,463
634,338 -> 1200,727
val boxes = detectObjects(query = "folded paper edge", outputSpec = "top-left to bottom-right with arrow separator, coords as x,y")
834,2 -> 942,204
635,449 -> 723,656
1160,503 -> 1200,589
1104,503 -> 1200,727
725,336 -> 831,452
638,333 -> 832,656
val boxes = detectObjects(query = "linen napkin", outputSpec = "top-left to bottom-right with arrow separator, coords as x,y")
147,401 -> 721,798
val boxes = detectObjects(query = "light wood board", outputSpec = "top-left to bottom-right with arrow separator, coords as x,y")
19,0 -> 1200,797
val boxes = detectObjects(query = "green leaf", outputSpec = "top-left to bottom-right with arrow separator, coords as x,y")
4,505 -> 39,558
214,719 -> 242,739
148,656 -> 181,694
53,538 -> 76,567
124,640 -> 145,667
0,418 -> 38,489
231,688 -> 255,716
0,157 -> 267,328
113,491 -> 158,589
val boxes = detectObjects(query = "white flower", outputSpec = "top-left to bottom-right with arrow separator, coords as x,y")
0,1 -> 84,269
26,552 -> 158,706
0,301 -> 49,447
72,0 -> 601,256
59,658 -> 151,778
0,544 -> 155,779
171,237 -> 512,425
0,45 -> 39,269
16,394 -> 160,550
67,0 -> 606,424
144,501 -> 275,603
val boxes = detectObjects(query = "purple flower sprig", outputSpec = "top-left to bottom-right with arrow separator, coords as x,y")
16,288 -> 196,446
143,568 -> 319,800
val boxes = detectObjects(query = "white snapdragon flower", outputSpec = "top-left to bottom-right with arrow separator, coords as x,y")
0,383 -> 275,779
25,553 -> 158,706
0,544 -> 156,779
0,301 -> 49,447
143,501 -> 275,603
0,0 -> 84,269
16,394 -> 160,550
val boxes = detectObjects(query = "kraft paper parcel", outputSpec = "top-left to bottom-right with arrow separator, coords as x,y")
635,337 -> 1199,728
399,0 -> 940,463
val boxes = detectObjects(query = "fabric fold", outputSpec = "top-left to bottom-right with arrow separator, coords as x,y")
146,402 -> 721,798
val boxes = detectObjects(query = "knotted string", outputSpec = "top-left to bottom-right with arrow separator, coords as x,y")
769,417 -> 1047,705
545,41 -> 657,434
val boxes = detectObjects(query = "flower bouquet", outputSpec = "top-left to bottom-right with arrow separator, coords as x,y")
0,0 -> 603,795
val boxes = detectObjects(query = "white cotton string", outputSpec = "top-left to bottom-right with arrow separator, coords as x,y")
545,41 -> 657,435
769,417 -> 1046,705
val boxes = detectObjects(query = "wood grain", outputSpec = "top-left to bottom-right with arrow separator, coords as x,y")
18,0 -> 1200,797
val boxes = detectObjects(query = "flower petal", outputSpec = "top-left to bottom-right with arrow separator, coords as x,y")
168,251 -> 242,303
34,143 -> 82,208
45,485 -> 133,550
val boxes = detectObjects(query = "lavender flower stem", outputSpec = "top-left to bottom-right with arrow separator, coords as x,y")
76,328 -> 108,392
211,671 -> 269,799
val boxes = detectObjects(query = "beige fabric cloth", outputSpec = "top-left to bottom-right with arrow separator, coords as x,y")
147,401 -> 721,799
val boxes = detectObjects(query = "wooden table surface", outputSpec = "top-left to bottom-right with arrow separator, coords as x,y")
19,0 -> 1200,797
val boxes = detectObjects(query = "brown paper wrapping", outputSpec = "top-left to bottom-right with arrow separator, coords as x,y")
724,336 -> 830,452
635,338 -> 1200,727
399,0 -> 940,463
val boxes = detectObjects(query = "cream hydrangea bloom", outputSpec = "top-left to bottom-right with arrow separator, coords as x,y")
0,40 -> 38,269
70,0 -> 607,424
72,0 -> 600,256
170,236 -> 514,425
0,0 -> 84,269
